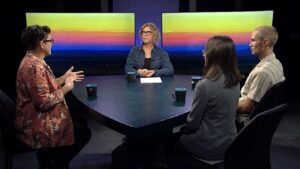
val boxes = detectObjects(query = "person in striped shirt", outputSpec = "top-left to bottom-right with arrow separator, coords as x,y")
237,26 -> 285,123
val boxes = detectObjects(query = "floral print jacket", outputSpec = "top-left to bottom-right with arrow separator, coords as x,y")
15,54 -> 74,149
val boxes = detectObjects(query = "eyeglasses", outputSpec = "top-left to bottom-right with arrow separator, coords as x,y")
141,31 -> 152,36
43,39 -> 54,43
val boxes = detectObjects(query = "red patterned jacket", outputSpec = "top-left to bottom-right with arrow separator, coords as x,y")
15,54 -> 74,149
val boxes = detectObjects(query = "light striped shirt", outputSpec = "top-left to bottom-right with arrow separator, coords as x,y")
240,53 -> 285,102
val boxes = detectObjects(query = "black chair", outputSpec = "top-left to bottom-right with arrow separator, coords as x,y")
236,80 -> 286,131
249,80 -> 286,119
225,103 -> 288,169
0,89 -> 34,169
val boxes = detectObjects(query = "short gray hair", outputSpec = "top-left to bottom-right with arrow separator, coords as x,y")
254,26 -> 278,47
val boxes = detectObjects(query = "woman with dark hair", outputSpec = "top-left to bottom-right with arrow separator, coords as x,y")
167,36 -> 241,169
125,22 -> 174,77
16,25 -> 91,169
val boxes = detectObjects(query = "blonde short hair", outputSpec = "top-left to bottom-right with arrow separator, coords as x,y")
139,23 -> 160,45
254,26 -> 278,47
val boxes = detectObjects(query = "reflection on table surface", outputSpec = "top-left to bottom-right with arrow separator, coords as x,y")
72,75 -> 196,139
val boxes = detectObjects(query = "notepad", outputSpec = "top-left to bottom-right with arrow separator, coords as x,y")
140,77 -> 162,83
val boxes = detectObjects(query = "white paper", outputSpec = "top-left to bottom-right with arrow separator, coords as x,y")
140,77 -> 162,83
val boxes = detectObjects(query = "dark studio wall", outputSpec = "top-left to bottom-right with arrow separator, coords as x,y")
1,1 -> 26,102
0,0 -> 298,102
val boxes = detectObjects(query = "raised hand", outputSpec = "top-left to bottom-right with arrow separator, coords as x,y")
65,66 -> 85,82
65,75 -> 75,91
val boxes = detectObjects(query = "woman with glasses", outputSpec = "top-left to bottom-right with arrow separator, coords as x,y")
16,25 -> 91,169
125,22 -> 174,77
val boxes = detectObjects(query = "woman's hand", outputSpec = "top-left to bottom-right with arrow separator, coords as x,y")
138,69 -> 155,77
65,75 -> 75,91
144,70 -> 155,77
138,69 -> 147,76
65,66 -> 85,82
62,75 -> 75,94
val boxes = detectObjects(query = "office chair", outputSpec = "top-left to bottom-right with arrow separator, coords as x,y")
225,103 -> 288,169
236,80 -> 286,131
249,80 -> 286,119
0,89 -> 34,169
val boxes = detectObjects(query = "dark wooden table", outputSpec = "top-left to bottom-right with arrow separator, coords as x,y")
72,75 -> 195,139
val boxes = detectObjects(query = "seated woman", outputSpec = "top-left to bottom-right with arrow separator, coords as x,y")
166,36 -> 241,169
125,22 -> 174,77
15,25 -> 91,169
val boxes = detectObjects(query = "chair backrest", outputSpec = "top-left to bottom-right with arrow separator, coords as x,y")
0,89 -> 17,147
250,80 -> 286,119
0,89 -> 16,129
224,103 -> 288,169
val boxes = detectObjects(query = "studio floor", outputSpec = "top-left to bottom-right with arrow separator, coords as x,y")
1,100 -> 300,169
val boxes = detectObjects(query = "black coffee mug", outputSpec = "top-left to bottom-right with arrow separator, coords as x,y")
191,76 -> 202,89
172,88 -> 187,102
86,84 -> 97,97
126,71 -> 136,82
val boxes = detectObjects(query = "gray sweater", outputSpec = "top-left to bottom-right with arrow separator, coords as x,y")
180,74 -> 240,160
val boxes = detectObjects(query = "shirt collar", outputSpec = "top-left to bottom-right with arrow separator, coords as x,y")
26,52 -> 45,65
256,53 -> 276,67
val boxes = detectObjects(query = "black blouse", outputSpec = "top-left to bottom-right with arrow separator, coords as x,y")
144,58 -> 152,70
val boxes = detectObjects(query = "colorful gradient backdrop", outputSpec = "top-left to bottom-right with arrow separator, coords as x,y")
26,13 -> 135,57
162,11 -> 273,72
